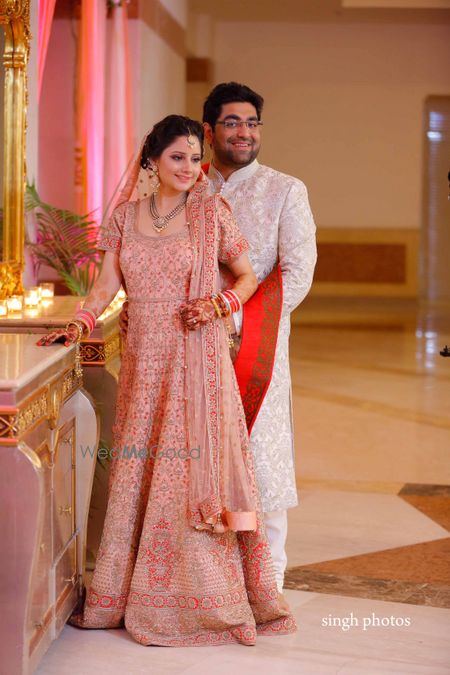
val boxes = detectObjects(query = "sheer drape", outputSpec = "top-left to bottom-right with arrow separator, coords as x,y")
75,0 -> 106,222
37,0 -> 56,101
104,1 -> 134,219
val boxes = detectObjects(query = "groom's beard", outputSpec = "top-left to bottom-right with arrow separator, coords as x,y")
212,137 -> 260,169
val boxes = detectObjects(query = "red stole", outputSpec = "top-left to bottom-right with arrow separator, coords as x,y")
203,163 -> 283,434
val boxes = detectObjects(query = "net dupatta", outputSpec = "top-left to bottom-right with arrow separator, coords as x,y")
115,134 -> 154,209
185,187 -> 257,533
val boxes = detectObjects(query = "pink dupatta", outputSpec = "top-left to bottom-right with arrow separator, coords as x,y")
185,182 -> 256,533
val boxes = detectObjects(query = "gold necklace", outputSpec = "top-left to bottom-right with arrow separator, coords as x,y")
149,192 -> 188,233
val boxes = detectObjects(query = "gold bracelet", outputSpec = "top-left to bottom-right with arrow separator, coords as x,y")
65,320 -> 85,343
210,296 -> 223,319
216,293 -> 231,317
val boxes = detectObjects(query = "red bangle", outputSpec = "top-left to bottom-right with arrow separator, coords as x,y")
75,309 -> 95,335
222,290 -> 241,313
81,308 -> 96,330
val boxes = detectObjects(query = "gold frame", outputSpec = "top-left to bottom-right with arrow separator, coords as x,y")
0,0 -> 30,300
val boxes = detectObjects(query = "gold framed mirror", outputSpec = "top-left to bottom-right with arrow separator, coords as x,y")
0,0 -> 30,300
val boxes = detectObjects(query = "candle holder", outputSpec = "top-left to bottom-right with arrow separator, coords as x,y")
39,282 -> 55,299
6,295 -> 23,312
0,300 -> 8,317
24,307 -> 40,319
24,287 -> 41,308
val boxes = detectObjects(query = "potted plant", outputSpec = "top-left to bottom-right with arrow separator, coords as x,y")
25,183 -> 102,295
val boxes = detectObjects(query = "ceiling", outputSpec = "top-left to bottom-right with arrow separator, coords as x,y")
188,0 -> 450,24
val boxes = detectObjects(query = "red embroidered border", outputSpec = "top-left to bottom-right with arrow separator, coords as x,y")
222,236 -> 249,262
129,589 -> 246,609
234,265 -> 283,433
87,590 -> 128,609
132,625 -> 258,647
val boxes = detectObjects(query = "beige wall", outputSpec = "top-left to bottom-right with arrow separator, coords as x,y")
204,20 -> 450,232
160,0 -> 187,26
38,18 -> 77,212
134,19 -> 186,140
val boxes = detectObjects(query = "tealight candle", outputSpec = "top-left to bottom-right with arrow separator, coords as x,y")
24,307 -> 39,318
24,287 -> 41,308
7,295 -> 23,312
39,282 -> 54,299
0,300 -> 7,317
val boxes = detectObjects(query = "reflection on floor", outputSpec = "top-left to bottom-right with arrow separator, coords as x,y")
36,299 -> 450,674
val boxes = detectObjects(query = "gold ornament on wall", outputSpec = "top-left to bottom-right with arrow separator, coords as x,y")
0,0 -> 30,299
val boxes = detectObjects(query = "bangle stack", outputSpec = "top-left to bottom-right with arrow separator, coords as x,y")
65,320 -> 86,343
210,290 -> 242,320
209,292 -> 240,349
75,308 -> 96,336
221,290 -> 241,314
210,294 -> 229,319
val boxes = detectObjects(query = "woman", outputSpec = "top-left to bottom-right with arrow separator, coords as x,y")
37,115 -> 296,647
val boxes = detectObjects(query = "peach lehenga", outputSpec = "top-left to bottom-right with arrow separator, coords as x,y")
69,180 -> 296,646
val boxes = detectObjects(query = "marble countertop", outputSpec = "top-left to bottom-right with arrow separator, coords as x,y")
0,296 -> 123,328
0,333 -> 75,389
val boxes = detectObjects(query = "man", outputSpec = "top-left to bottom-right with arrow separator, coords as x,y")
202,83 -> 317,603
120,82 -> 317,604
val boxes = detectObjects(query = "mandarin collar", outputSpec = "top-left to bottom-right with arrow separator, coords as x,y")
208,159 -> 260,193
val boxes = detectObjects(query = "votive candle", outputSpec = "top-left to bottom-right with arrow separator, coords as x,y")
24,287 -> 41,308
39,282 -> 55,299
7,295 -> 23,312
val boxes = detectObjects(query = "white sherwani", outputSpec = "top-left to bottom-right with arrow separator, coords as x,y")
208,160 -> 317,512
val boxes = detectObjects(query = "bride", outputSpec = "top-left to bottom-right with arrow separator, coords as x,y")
37,114 -> 296,647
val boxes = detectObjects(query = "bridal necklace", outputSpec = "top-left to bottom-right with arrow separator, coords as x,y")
149,191 -> 188,233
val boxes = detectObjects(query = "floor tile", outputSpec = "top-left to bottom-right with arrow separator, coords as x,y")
286,490 -> 448,567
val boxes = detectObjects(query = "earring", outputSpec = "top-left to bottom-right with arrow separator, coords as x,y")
148,165 -> 160,194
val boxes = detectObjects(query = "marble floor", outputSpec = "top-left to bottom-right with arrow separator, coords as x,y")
36,298 -> 450,674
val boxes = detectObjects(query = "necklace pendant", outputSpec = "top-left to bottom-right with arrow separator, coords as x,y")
155,217 -> 166,229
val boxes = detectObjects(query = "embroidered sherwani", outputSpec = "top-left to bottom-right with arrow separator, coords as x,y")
209,161 -> 317,512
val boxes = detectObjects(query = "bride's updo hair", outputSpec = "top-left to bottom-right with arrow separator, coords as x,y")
140,115 -> 204,170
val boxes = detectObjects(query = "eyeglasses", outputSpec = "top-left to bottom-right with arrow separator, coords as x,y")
215,120 -> 263,131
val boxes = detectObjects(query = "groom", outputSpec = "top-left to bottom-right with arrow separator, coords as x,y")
203,82 -> 316,604
121,82 -> 317,604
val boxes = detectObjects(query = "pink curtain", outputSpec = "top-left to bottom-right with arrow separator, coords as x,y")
38,0 -> 56,101
104,1 -> 134,218
75,0 -> 106,223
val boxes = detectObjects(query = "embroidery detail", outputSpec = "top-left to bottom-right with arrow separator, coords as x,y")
145,521 -> 176,590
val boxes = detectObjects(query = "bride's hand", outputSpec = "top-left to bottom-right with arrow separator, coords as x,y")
179,299 -> 216,330
36,325 -> 80,347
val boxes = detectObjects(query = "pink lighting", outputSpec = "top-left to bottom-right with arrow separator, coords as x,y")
38,0 -> 56,101
104,1 -> 134,216
75,0 -> 106,225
